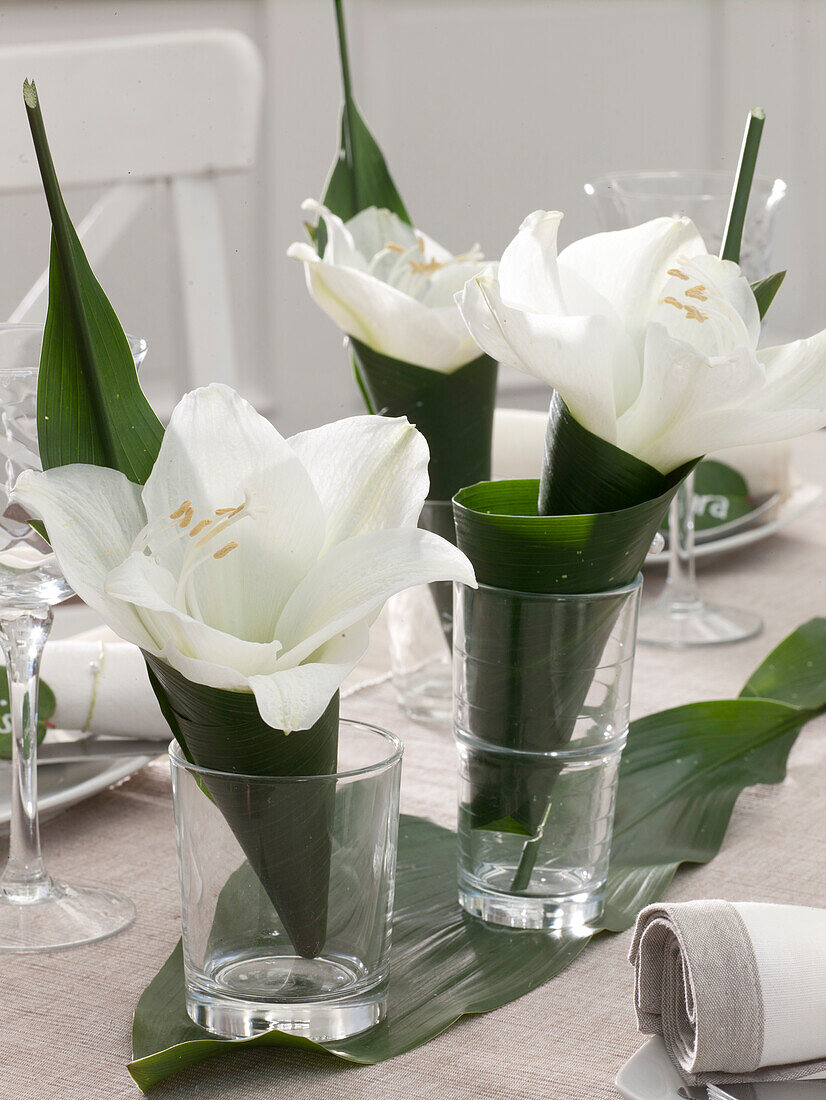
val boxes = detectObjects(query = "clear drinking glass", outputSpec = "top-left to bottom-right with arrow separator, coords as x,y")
170,719 -> 402,1041
0,323 -> 145,952
584,169 -> 786,646
387,500 -> 453,723
453,576 -> 641,931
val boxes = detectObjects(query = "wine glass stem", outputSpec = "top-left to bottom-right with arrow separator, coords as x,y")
0,604 -> 53,903
664,472 -> 701,609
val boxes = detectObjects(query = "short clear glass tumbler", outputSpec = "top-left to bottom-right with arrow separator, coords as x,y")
453,577 -> 642,931
170,720 -> 402,1041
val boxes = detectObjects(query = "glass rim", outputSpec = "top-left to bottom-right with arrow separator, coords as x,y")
456,572 -> 643,602
0,322 -> 147,371
584,168 -> 787,202
168,718 -> 404,782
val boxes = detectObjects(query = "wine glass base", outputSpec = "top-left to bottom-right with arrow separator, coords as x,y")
638,600 -> 763,648
0,878 -> 135,952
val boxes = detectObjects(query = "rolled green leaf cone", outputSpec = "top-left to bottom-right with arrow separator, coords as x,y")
350,338 -> 498,504
351,337 -> 497,645
453,399 -> 696,843
146,657 -> 339,960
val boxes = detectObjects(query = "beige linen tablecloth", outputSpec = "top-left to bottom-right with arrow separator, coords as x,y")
3,434 -> 826,1100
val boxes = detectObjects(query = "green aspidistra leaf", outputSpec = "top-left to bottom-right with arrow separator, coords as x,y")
23,81 -> 163,483
130,618 -> 826,1091
751,271 -> 785,320
322,98 -> 411,228
316,0 -> 411,255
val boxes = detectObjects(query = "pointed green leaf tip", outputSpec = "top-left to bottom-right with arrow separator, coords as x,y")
23,82 -> 164,482
720,107 -> 765,265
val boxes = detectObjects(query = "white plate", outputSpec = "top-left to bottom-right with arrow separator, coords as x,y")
615,1037 -> 706,1099
0,746 -> 155,836
646,484 -> 824,567
617,1037 -> 826,1098
691,491 -> 780,545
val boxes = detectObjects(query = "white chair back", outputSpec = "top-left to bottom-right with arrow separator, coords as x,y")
0,30 -> 263,390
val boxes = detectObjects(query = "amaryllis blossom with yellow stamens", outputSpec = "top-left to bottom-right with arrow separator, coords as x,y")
288,200 -> 488,372
12,384 -> 475,732
456,211 -> 826,473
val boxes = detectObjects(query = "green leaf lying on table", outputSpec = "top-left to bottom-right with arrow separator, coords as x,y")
130,618 -> 826,1092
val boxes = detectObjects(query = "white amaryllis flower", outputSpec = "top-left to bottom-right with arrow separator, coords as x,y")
12,385 -> 475,732
457,211 -> 826,473
288,200 -> 488,371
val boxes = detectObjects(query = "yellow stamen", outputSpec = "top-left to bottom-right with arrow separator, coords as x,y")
384,242 -> 404,253
662,296 -> 685,311
213,541 -> 238,559
667,268 -> 689,280
169,499 -> 192,520
685,284 -> 708,301
178,506 -> 194,528
409,258 -> 445,275
215,505 -> 243,516
189,518 -> 212,537
418,235 -> 425,253
684,304 -> 707,322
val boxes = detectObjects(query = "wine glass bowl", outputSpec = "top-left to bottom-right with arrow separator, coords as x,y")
584,170 -> 786,647
584,170 -> 786,281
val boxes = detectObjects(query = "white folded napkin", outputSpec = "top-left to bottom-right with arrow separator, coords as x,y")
630,901 -> 826,1087
29,640 -> 169,739
491,407 -> 546,480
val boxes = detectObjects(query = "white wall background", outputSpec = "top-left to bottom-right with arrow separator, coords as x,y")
0,0 -> 823,433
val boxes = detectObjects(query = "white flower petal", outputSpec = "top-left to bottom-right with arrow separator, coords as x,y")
250,624 -> 369,733
288,415 -> 429,551
142,384 -> 325,642
301,199 -> 367,270
344,205 -> 418,261
153,640 -> 251,693
497,210 -> 568,313
456,272 -> 639,442
558,217 -> 707,349
687,254 -> 761,346
11,465 -> 152,647
275,527 -> 476,666
617,323 -> 768,471
293,253 -> 481,371
417,259 -> 489,309
649,256 -> 758,359
104,552 -> 283,675
657,407 -> 826,462
754,329 -> 826,410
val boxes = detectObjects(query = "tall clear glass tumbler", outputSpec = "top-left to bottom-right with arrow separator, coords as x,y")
0,323 -> 145,953
170,720 -> 402,1041
387,500 -> 454,724
584,170 -> 787,647
453,577 -> 642,931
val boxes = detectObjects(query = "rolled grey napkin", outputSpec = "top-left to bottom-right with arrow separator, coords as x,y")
630,901 -> 826,1087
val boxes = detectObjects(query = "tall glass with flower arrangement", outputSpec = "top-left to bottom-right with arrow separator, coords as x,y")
289,0 -> 497,721
449,114 -> 826,929
20,82 -> 474,1037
